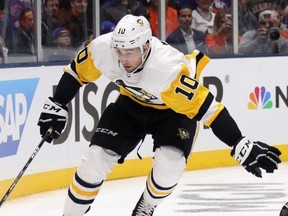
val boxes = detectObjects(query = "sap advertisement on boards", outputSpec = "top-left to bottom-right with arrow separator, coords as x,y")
1,56 -> 288,180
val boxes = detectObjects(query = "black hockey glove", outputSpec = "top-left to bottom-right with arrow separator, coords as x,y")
37,97 -> 68,143
231,137 -> 281,178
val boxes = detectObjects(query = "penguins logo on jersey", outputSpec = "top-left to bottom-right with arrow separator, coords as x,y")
177,128 -> 190,140
115,79 -> 163,105
137,19 -> 144,27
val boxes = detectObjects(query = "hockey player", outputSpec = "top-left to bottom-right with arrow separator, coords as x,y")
37,15 -> 282,216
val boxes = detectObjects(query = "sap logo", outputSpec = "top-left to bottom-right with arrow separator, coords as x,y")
0,79 -> 39,158
95,128 -> 118,136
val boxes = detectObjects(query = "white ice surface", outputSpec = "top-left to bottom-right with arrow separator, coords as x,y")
1,163 -> 287,216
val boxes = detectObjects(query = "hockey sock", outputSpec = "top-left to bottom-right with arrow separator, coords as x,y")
143,146 -> 186,206
63,172 -> 103,216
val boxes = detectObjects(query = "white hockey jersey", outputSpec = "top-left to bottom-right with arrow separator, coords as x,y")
64,33 -> 224,127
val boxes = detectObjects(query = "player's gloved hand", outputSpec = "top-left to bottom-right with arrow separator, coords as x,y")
37,97 -> 68,143
231,137 -> 281,178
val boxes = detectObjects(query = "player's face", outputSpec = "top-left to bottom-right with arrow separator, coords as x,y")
115,47 -> 143,73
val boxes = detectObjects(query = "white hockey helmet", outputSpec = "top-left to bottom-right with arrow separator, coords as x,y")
111,14 -> 152,52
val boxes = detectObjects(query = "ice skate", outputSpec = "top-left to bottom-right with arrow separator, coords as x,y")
132,194 -> 156,216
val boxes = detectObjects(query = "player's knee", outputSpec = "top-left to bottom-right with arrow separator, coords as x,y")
153,146 -> 186,186
77,145 -> 120,184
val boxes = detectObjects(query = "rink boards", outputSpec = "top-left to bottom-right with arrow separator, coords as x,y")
0,57 -> 288,200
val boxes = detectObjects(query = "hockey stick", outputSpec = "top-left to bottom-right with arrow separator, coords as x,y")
0,126 -> 54,208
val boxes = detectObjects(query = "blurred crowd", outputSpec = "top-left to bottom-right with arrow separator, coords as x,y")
1,0 -> 288,64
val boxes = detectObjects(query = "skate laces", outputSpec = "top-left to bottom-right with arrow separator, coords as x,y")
133,195 -> 155,216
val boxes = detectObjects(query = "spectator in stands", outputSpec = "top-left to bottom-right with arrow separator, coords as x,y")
45,27 -> 75,61
192,0 -> 216,35
100,0 -> 132,25
8,0 -> 31,29
249,0 -> 275,18
135,0 -> 150,7
210,0 -> 229,13
100,21 -> 115,35
239,9 -> 288,54
0,36 -> 8,63
277,0 -> 288,8
63,0 -> 93,48
0,1 -> 4,33
86,0 -> 93,33
0,1 -> 3,10
273,7 -> 288,38
15,7 -> 35,55
4,0 -> 31,53
148,0 -> 179,38
42,0 -> 60,46
132,5 -> 151,21
282,5 -> 288,29
52,27 -> 71,47
176,0 -> 197,10
166,5 -> 207,54
205,10 -> 234,55
167,0 -> 180,9
57,0 -> 71,26
238,0 -> 258,37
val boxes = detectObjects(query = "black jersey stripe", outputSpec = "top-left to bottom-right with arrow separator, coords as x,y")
193,92 -> 214,121
195,51 -> 204,69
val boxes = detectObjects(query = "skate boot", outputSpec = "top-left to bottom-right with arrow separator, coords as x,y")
132,193 -> 156,216
280,202 -> 288,216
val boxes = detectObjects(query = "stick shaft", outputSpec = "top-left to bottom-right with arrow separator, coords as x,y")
0,127 -> 53,208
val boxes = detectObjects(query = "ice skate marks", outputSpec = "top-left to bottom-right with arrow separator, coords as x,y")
176,183 -> 286,213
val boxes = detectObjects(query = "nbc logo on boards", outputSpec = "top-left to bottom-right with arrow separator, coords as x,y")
248,86 -> 273,110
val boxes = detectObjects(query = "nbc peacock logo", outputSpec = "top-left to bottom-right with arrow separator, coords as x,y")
248,86 -> 273,110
